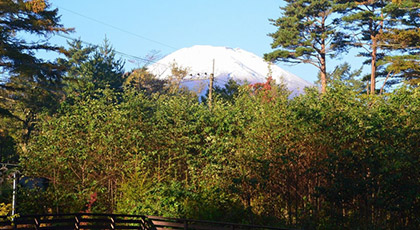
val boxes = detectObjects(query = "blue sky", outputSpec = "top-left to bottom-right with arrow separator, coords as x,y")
46,0 -> 363,84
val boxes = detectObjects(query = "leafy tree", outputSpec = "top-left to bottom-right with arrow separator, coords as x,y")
22,88 -> 144,213
165,63 -> 191,95
0,128 -> 18,163
201,79 -> 241,103
0,0 -> 70,83
123,67 -> 167,95
265,0 -> 345,94
16,72 -> 420,228
334,0 -> 388,94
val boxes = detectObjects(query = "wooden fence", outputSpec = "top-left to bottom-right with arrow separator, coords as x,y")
146,215 -> 294,230
0,213 -> 153,230
0,213 -> 295,230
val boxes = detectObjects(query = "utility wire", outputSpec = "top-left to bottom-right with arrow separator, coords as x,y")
56,5 -> 177,50
56,35 -> 230,84
56,34 -> 170,68
56,34 -> 222,83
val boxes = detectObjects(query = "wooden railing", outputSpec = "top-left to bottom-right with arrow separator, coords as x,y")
146,215 -> 294,230
0,213 -> 295,230
0,213 -> 153,230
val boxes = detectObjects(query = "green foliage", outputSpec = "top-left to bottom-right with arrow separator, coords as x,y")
0,203 -> 11,216
123,67 -> 167,95
201,79 -> 241,103
0,169 -> 13,205
59,38 -> 125,93
0,128 -> 18,163
17,79 -> 420,229
378,1 -> 420,86
315,62 -> 365,92
16,186 -> 53,214
0,0 -> 70,80
22,88 -> 136,212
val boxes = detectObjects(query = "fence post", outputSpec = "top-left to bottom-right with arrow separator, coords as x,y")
34,217 -> 40,230
184,220 -> 188,230
75,214 -> 80,230
110,216 -> 115,230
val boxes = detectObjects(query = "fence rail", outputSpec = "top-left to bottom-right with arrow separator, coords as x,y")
0,213 -> 153,230
0,213 -> 294,230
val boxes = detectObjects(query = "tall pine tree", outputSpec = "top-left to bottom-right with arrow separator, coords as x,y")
265,0 -> 346,94
0,0 -> 70,150
378,0 -> 420,88
335,0 -> 419,93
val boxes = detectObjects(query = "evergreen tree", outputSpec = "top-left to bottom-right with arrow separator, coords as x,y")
335,0 -> 388,94
0,0 -> 70,150
335,0 -> 419,93
201,79 -> 241,103
378,0 -> 420,88
58,38 -> 125,94
0,0 -> 70,95
265,0 -> 346,94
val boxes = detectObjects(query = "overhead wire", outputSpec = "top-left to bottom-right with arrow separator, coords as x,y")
56,34 -> 171,68
50,4 -> 230,84
55,5 -> 177,50
56,34 -> 223,83
53,5 -> 218,78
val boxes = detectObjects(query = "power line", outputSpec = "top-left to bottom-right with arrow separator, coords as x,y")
56,34 -> 221,83
56,34 -> 170,68
56,35 -> 230,85
55,5 -> 177,50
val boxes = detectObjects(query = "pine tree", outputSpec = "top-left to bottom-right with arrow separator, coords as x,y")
58,38 -> 125,94
0,0 -> 70,89
335,0 -> 419,93
265,0 -> 346,94
378,0 -> 420,88
0,0 -> 70,149
334,0 -> 387,94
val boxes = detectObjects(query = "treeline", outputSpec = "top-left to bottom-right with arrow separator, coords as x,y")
14,78 -> 420,230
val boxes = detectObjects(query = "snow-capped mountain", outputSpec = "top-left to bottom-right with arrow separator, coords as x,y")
147,45 -> 312,95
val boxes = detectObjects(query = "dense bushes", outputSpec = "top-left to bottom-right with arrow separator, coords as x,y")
18,82 -> 420,229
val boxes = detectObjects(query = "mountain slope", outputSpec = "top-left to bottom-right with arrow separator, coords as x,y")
148,45 -> 312,94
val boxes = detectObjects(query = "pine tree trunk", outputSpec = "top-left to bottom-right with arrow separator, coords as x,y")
320,58 -> 327,94
370,36 -> 377,95
320,41 -> 327,94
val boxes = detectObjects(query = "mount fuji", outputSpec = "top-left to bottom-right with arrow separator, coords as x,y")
147,45 -> 312,95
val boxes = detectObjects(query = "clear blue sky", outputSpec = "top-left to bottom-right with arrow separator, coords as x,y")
46,0 -> 363,84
